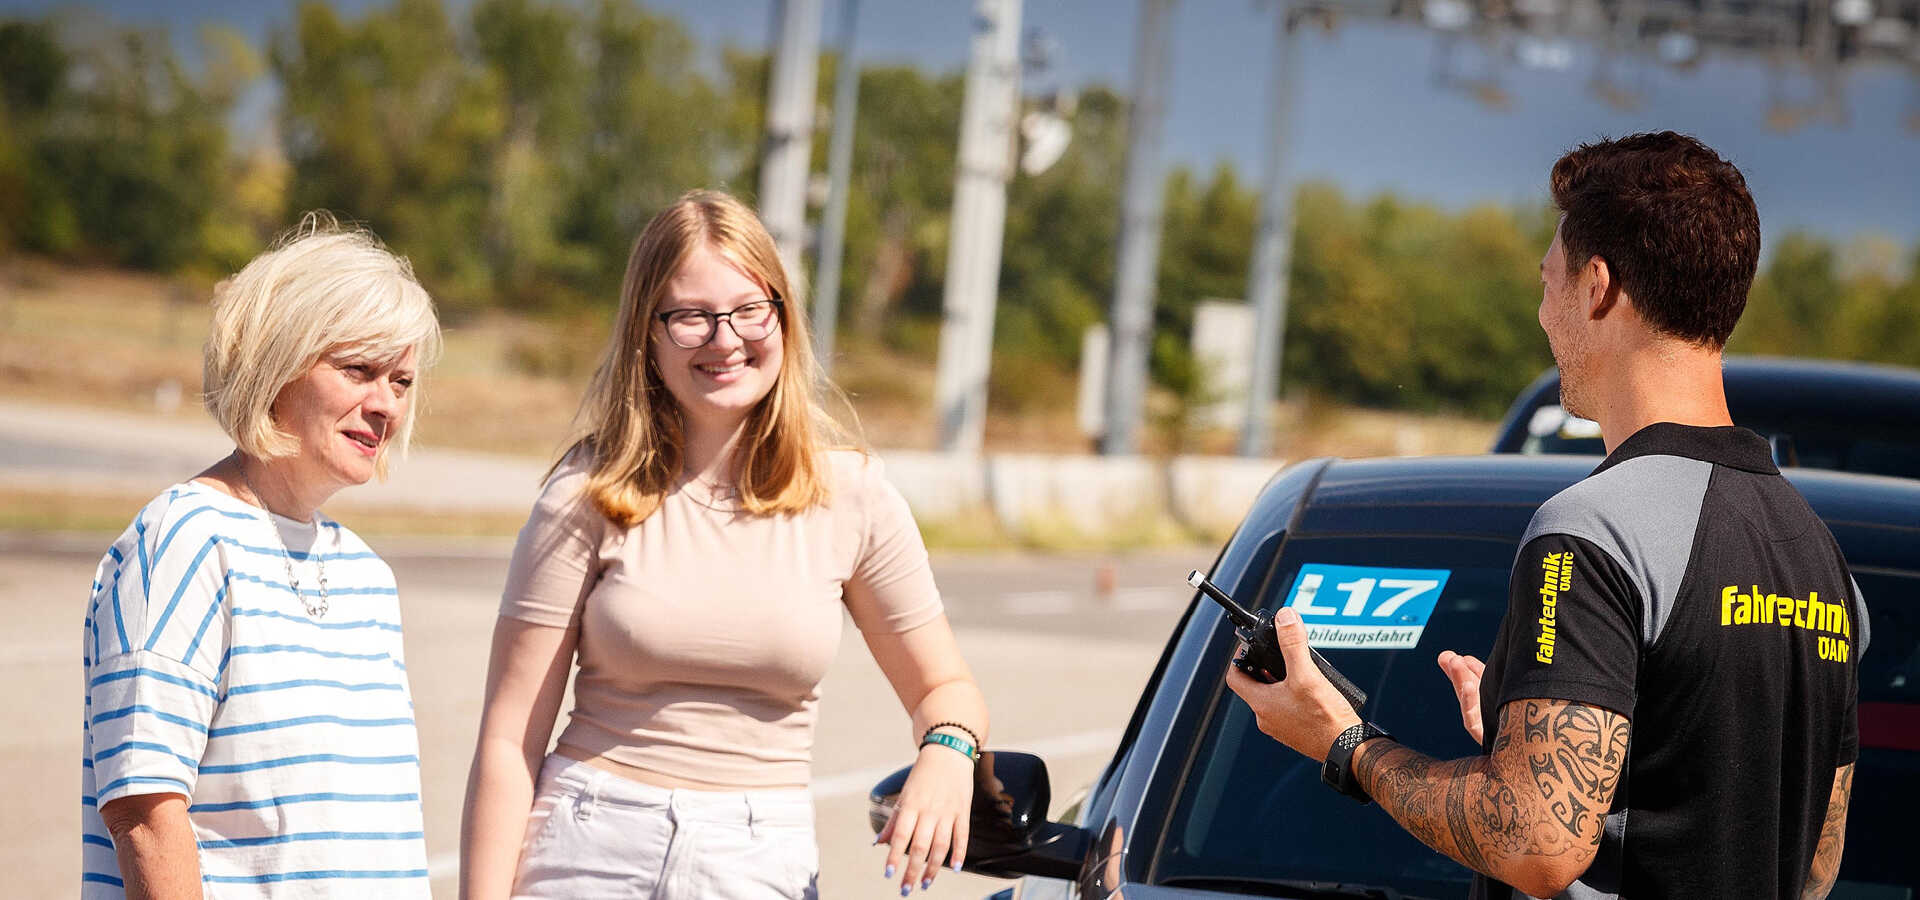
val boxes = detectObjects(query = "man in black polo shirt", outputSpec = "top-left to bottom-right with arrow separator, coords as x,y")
1228,131 -> 1866,898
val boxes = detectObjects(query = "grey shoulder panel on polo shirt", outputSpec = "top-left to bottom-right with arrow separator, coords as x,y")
1850,574 -> 1872,657
1520,454 -> 1715,650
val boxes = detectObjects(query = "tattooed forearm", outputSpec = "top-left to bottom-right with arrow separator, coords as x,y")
1802,764 -> 1853,900
1353,699 -> 1630,894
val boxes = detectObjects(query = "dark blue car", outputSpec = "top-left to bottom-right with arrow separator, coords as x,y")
873,455 -> 1920,899
1493,357 -> 1920,481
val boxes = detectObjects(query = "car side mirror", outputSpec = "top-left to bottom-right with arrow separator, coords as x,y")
868,750 -> 1093,880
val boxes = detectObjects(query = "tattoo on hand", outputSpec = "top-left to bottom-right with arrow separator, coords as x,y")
1353,699 -> 1630,885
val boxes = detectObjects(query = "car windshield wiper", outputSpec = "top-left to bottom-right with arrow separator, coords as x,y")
1157,875 -> 1422,900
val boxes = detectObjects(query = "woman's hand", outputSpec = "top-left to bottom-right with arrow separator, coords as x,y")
877,741 -> 976,895
860,614 -> 988,895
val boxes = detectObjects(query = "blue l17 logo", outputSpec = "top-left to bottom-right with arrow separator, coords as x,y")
1282,564 -> 1451,650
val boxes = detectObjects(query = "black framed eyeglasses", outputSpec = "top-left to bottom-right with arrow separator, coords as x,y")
654,297 -> 785,349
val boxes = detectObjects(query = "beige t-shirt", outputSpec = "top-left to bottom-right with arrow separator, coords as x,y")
499,448 -> 943,788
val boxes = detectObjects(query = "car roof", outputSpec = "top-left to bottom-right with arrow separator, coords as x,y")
1287,455 -> 1920,570
1496,356 -> 1920,449
1719,355 -> 1920,395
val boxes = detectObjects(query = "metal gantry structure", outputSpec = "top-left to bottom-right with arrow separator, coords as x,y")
1405,0 -> 1920,128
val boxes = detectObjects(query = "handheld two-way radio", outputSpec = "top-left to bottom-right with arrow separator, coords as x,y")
1187,569 -> 1369,714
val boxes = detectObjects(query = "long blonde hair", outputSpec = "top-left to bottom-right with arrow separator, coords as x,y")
558,189 -> 847,527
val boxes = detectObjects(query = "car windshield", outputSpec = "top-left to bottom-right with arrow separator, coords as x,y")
1154,532 -> 1920,898
1155,535 -> 1510,898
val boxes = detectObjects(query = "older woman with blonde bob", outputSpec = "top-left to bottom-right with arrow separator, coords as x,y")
461,189 -> 988,899
81,218 -> 440,899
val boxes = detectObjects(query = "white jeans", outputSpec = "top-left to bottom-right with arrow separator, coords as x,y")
513,755 -> 821,899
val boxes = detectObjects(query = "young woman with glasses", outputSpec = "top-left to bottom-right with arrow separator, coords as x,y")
459,190 -> 988,899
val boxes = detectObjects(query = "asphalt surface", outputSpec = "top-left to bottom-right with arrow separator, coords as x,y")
6,539 -> 1203,898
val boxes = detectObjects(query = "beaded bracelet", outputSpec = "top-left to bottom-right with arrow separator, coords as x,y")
924,721 -> 983,750
921,731 -> 980,761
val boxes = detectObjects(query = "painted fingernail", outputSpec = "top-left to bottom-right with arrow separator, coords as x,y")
952,862 -> 964,871
884,864 -> 895,879
921,878 -> 933,890
900,886 -> 911,897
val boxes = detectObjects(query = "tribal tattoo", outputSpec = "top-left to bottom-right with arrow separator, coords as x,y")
1801,763 -> 1853,900
1353,699 -> 1630,890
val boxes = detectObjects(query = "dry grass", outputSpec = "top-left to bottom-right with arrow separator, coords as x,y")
0,488 -> 158,535
0,486 -> 532,540
1,258 -> 1499,462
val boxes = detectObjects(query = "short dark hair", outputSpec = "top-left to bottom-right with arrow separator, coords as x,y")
1550,131 -> 1760,347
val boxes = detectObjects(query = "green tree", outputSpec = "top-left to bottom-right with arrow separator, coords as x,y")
555,0 -> 727,307
0,19 -> 66,252
4,16 -> 253,269
471,0 -> 585,304
273,0 -> 503,310
1736,233 -> 1920,369
991,86 -> 1126,411
815,63 -> 962,349
1150,162 -> 1258,405
1279,184 -> 1556,414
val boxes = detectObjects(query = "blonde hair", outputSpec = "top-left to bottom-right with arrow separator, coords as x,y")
561,189 -> 849,527
202,213 -> 443,480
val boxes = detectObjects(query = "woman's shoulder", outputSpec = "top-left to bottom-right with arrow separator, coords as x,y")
544,443 -> 597,492
139,482 -> 263,544
96,483 -> 255,578
527,444 -> 613,535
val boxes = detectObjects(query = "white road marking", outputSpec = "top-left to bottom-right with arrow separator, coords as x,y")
424,727 -> 1125,881
1110,588 -> 1176,610
1000,590 -> 1075,615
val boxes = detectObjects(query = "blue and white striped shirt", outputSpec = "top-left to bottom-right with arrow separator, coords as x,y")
82,482 -> 429,898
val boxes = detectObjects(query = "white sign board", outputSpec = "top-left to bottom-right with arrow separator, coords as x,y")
1077,324 -> 1109,438
1190,300 -> 1255,430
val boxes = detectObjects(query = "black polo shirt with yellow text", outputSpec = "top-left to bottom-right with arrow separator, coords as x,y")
1472,424 -> 1869,900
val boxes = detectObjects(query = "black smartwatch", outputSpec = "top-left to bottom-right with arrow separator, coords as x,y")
1322,722 -> 1393,803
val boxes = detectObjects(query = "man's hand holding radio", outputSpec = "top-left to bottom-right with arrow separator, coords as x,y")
1225,608 -> 1363,764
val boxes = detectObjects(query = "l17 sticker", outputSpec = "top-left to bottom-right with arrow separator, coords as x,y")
1282,564 -> 1451,650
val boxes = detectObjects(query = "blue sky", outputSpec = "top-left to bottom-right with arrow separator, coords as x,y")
12,0 -> 1919,249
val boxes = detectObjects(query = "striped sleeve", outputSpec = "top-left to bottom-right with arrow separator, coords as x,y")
89,505 -> 232,807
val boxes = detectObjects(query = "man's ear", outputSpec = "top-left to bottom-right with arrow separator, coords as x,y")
1584,255 -> 1622,320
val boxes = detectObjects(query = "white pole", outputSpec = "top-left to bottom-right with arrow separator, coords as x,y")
813,0 -> 861,373
933,0 -> 1023,453
759,0 -> 823,280
1240,1 -> 1299,457
1100,0 -> 1177,456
